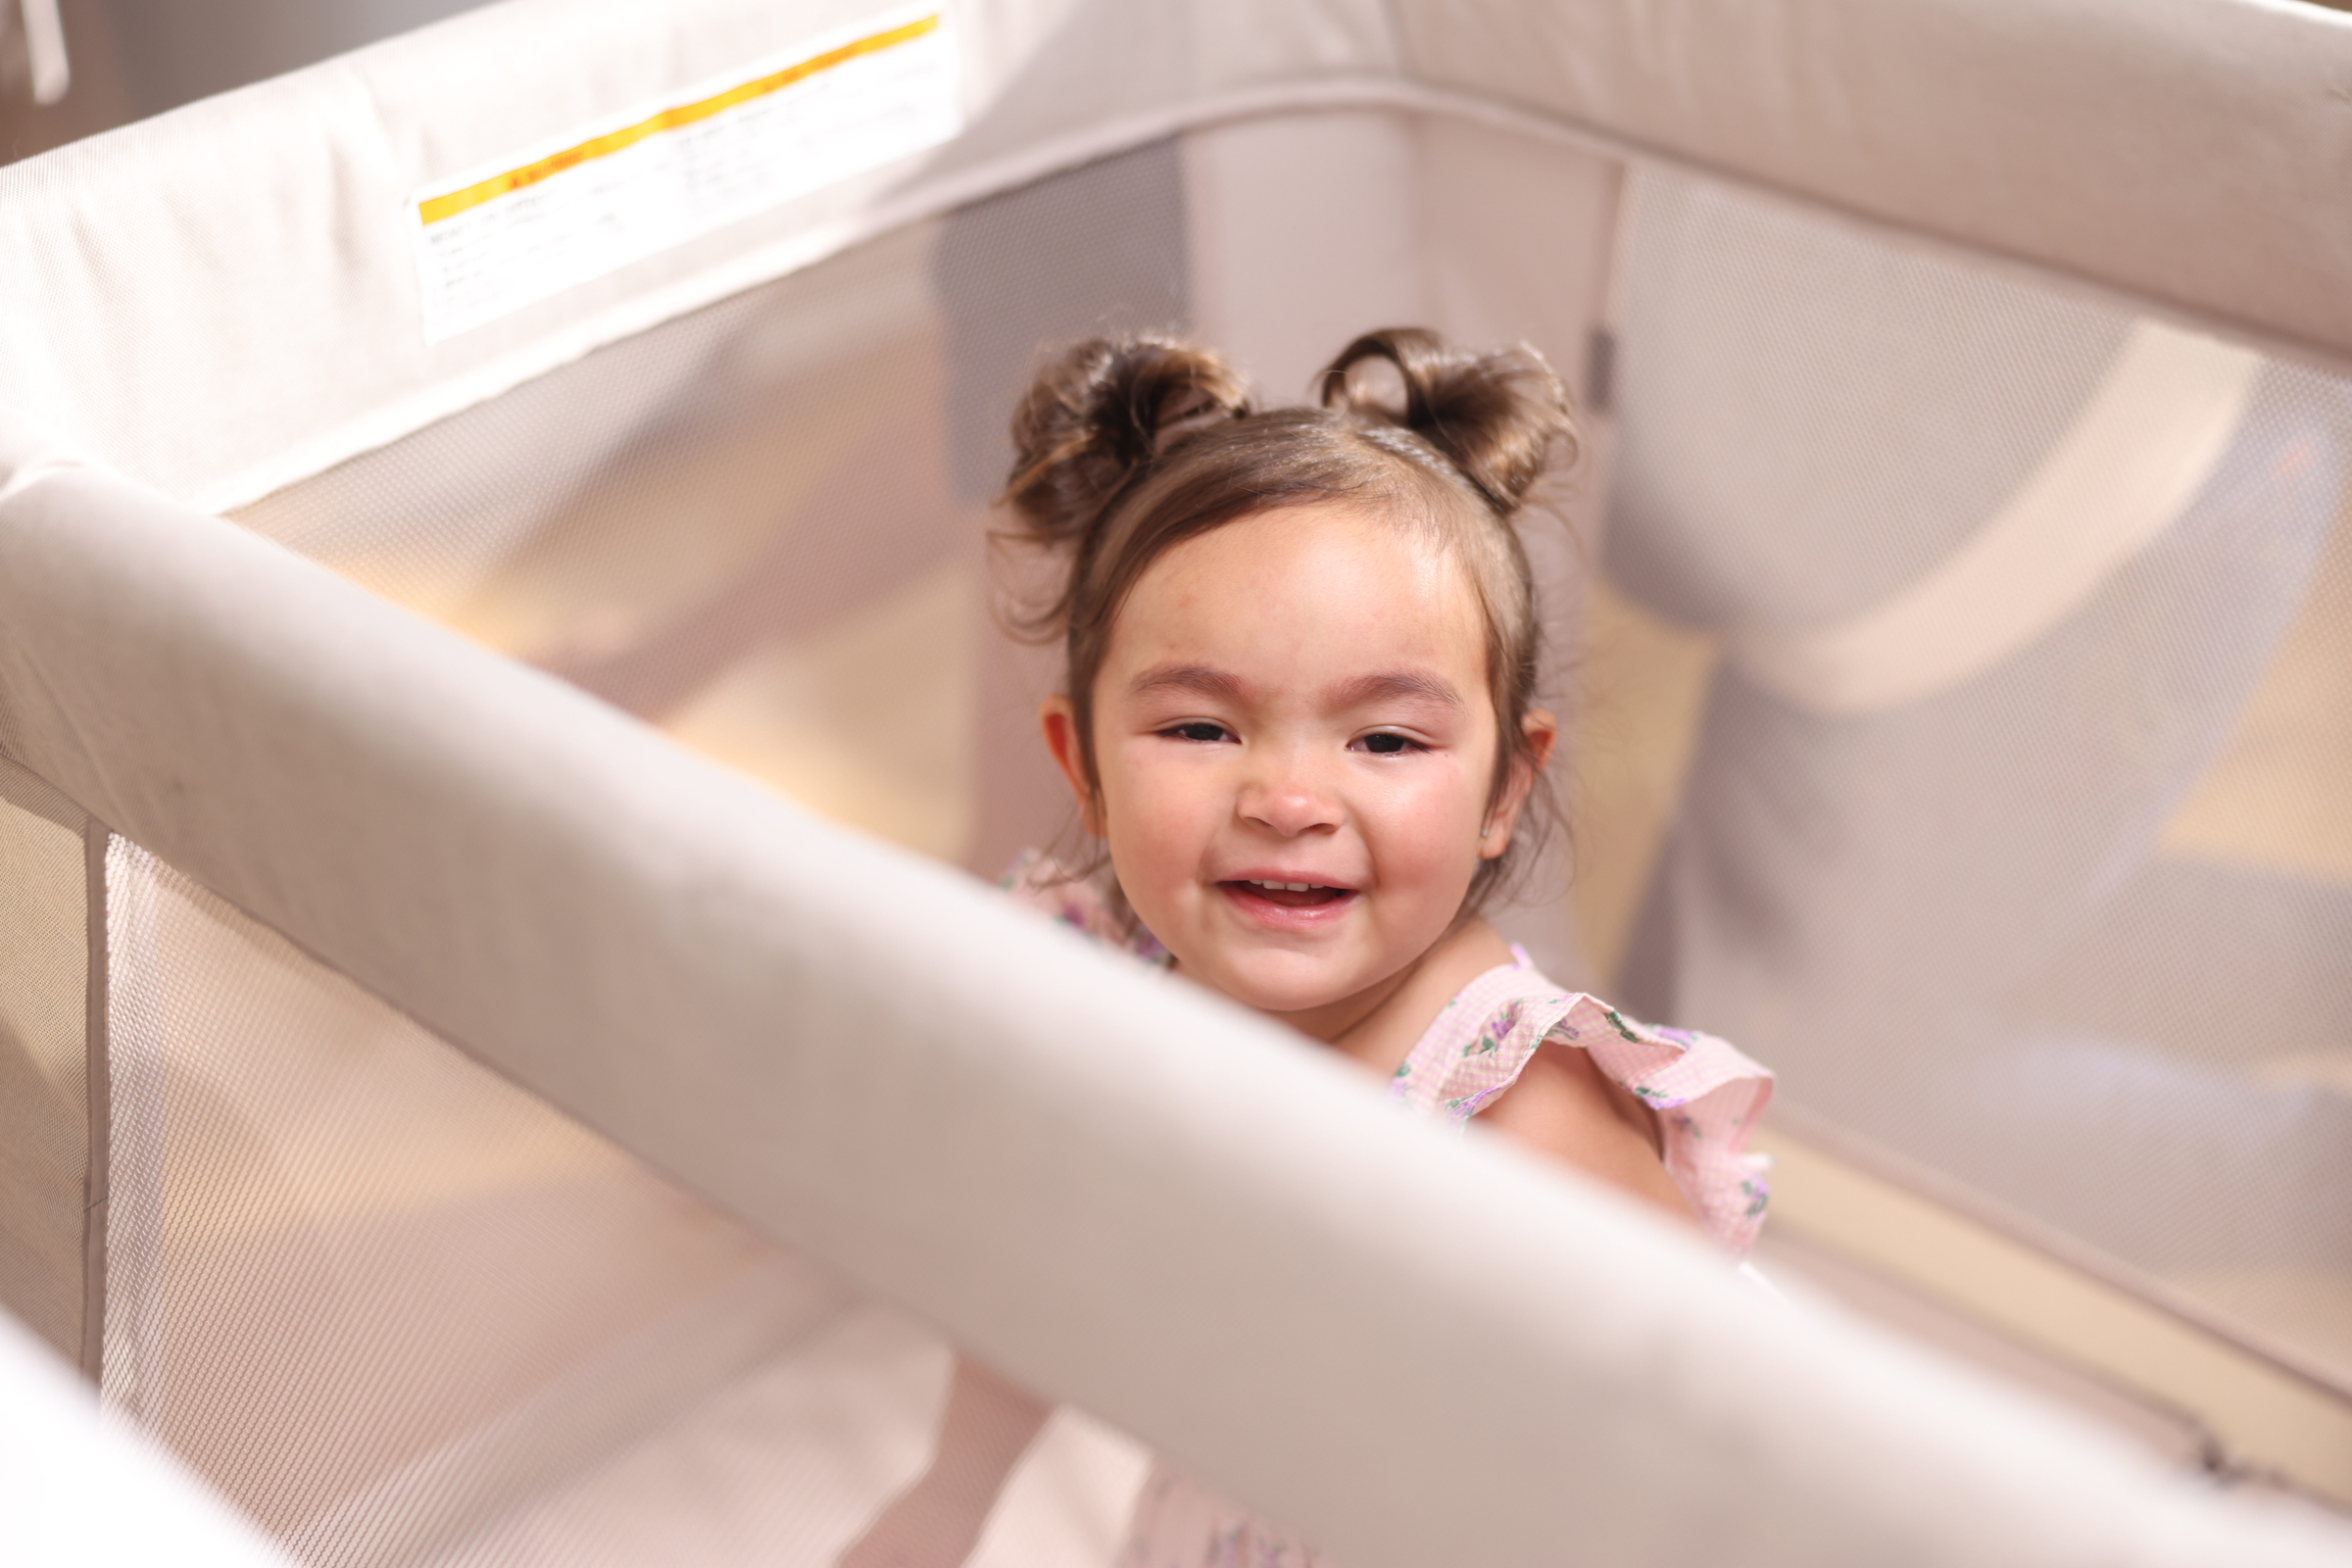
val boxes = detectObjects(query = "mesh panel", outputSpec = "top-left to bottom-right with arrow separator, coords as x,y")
96,836 -> 1018,1563
234,142 -> 1194,878
1609,167 -> 2352,1387
438,1386 -> 1151,1568
0,756 -> 94,1365
235,215 -> 981,862
936,140 -> 1189,504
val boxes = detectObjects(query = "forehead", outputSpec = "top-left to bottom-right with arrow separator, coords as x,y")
1106,502 -> 1488,682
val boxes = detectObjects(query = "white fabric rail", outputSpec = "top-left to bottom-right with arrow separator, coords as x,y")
0,1309 -> 294,1568
2,426 -> 2347,1566
2,0 -> 2351,516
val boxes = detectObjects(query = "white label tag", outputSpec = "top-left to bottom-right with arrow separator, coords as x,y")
412,6 -> 958,342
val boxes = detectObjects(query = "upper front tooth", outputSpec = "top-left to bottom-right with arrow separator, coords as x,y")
1287,882 -> 1311,891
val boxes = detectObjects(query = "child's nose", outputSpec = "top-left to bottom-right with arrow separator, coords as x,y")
1238,754 -> 1342,837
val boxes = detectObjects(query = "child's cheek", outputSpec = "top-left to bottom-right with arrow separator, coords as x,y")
1372,767 -> 1486,908
1105,747 -> 1209,912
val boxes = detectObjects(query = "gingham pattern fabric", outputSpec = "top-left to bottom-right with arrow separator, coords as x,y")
1389,949 -> 1774,1257
1004,858 -> 1773,1257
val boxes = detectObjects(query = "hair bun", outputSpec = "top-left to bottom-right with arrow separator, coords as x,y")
1003,335 -> 1252,548
1317,327 -> 1575,512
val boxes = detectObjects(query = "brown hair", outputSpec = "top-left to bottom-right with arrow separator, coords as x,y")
1002,327 -> 1577,913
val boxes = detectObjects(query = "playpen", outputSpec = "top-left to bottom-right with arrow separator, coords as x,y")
2,0 -> 2351,1562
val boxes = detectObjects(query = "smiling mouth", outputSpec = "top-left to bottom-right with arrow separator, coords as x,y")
1222,879 -> 1354,910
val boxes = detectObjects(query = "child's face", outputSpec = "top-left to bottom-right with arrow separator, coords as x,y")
1046,504 -> 1538,1028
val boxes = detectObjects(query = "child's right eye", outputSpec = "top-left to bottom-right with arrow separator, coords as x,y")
1163,721 -> 1231,744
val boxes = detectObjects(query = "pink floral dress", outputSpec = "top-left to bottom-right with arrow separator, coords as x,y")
1001,856 -> 1774,1568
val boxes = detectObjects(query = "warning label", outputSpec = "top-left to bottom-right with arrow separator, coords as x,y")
413,7 -> 958,341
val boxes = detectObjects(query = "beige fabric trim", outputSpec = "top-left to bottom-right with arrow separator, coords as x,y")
0,686 -> 113,1383
0,753 -> 90,1365
0,749 -> 82,829
1728,321 -> 2262,716
78,816 -> 108,1382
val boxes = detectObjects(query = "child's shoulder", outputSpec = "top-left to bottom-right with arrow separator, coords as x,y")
1396,956 -> 1777,1254
1395,956 -> 1769,1107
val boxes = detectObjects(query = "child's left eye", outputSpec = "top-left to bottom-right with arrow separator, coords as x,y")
1353,732 -> 1423,756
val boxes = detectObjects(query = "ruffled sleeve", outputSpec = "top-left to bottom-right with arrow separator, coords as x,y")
999,851 -> 1170,964
1387,960 -> 1774,1257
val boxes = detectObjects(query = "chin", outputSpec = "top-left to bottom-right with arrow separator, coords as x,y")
1210,956 -> 1362,1018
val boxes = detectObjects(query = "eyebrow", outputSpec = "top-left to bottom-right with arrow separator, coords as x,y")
1128,662 -> 1465,713
1328,670 -> 1467,712
1129,663 -> 1254,704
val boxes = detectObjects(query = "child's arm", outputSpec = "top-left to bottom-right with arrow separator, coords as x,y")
838,1355 -> 1054,1568
1477,1040 -> 1701,1228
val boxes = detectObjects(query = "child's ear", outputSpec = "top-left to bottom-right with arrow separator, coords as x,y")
1039,694 -> 1105,837
1521,708 -> 1560,774
1481,708 -> 1559,859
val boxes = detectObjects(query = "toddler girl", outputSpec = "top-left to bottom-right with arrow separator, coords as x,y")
843,328 -> 1771,1568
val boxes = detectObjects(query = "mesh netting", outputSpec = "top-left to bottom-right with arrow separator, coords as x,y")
233,216 -> 984,865
1608,167 -> 2352,1387
233,140 -> 1195,883
92,833 -> 1153,1564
